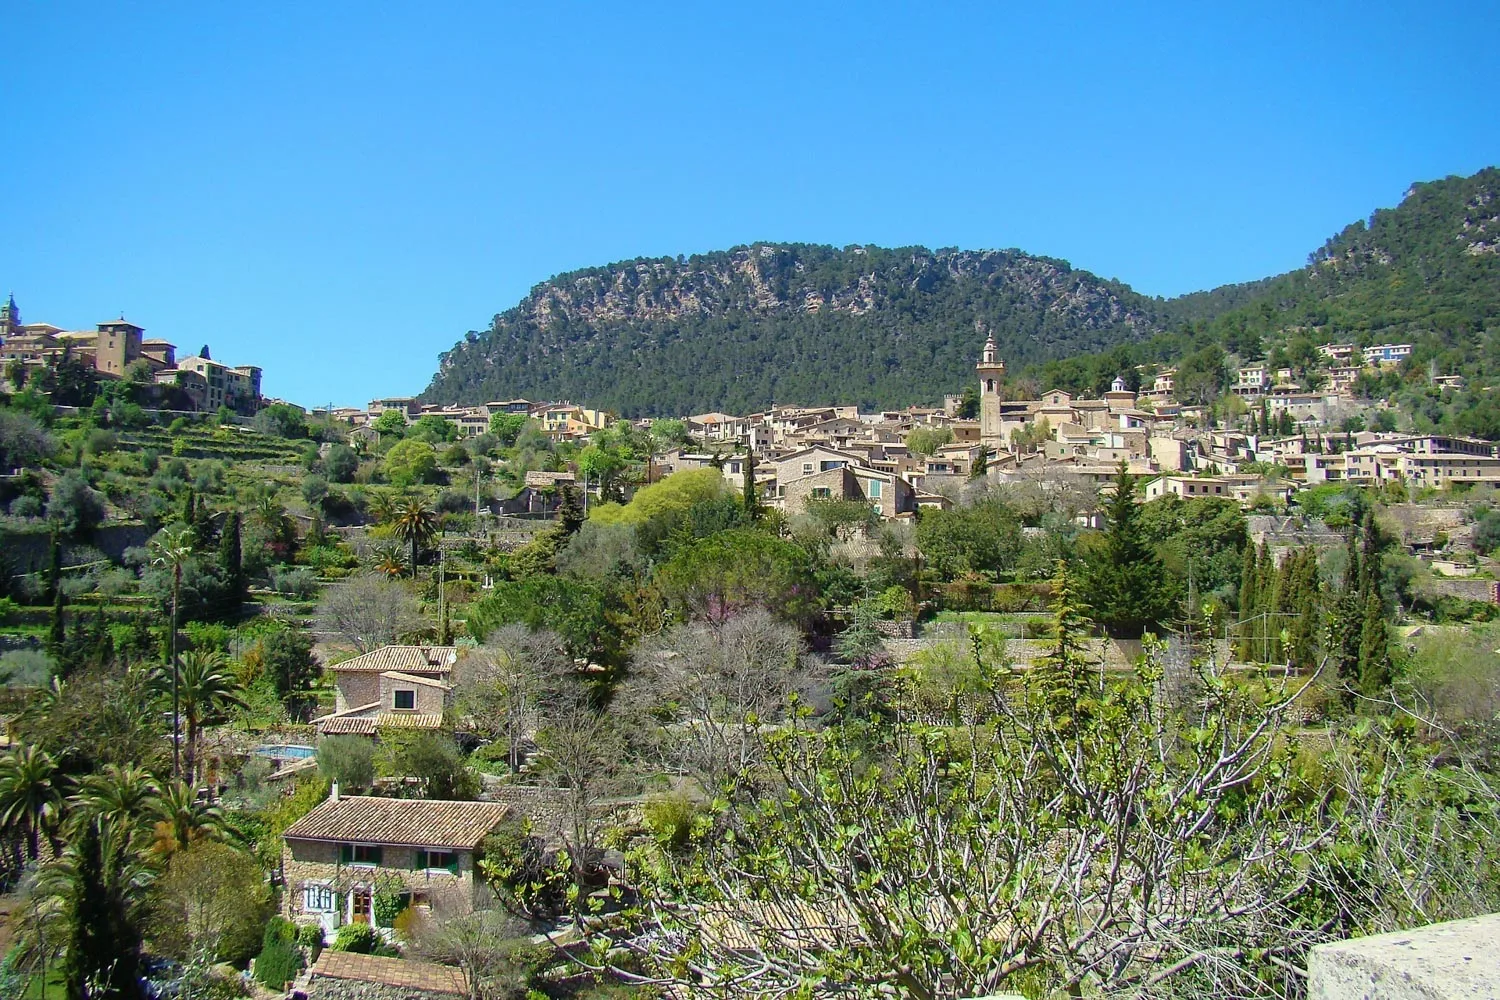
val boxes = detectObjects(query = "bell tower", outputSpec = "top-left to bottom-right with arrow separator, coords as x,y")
0,293 -> 20,340
976,334 -> 1005,445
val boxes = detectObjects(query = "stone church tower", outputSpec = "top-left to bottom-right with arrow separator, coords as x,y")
0,293 -> 20,340
976,334 -> 1006,445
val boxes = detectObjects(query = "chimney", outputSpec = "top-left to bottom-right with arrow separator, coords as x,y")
330,781 -> 339,804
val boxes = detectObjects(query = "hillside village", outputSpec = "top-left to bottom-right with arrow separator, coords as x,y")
1,286 -> 1499,1000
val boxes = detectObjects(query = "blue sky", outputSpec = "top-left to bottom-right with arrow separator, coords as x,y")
1,2 -> 1495,407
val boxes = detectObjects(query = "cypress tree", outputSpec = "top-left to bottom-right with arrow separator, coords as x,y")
1237,541 -> 1258,660
1358,588 -> 1391,699
1332,528 -> 1365,700
742,448 -> 759,520
218,509 -> 244,609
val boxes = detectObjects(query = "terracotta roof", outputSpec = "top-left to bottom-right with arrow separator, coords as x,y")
375,712 -> 446,729
319,717 -> 377,735
310,951 -> 466,995
381,670 -> 451,690
331,646 -> 456,674
283,794 -> 509,849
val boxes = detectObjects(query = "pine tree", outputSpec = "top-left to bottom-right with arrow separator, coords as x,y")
1080,465 -> 1177,637
1030,560 -> 1097,735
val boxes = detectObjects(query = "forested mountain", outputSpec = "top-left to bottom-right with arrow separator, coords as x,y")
424,168 -> 1500,415
421,245 -> 1164,416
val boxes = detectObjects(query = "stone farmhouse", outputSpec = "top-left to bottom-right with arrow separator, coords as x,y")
314,645 -> 456,737
282,789 -> 510,937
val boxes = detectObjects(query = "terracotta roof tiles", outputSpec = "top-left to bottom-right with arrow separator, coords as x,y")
283,794 -> 508,849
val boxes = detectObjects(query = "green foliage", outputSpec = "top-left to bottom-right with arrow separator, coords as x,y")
589,468 -> 729,527
382,438 -> 438,487
653,528 -> 816,625
1079,467 -> 1178,636
331,922 -> 380,954
317,735 -> 375,792
374,730 -> 480,800
323,442 -> 359,483
252,404 -> 308,440
255,920 -> 304,989
488,411 -> 528,445
408,413 -> 459,444
467,575 -> 619,669
642,793 -> 701,853
915,498 -> 1023,578
478,821 -> 570,920
904,425 -> 953,457
46,471 -> 106,537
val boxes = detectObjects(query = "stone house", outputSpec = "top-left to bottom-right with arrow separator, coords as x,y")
282,790 -> 510,937
780,464 -> 914,519
314,645 -> 456,737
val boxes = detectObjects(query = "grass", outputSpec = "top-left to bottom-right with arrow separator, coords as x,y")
19,969 -> 66,1000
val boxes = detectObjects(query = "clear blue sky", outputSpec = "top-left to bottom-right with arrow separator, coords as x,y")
2,2 -> 1495,407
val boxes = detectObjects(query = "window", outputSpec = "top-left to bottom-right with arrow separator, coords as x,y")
415,849 -> 458,873
393,689 -> 416,711
802,463 -> 813,475
340,843 -> 383,866
811,487 -> 831,499
867,480 -> 882,498
303,883 -> 336,912
820,460 -> 845,472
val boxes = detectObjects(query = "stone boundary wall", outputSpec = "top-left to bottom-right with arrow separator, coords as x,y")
1309,911 -> 1500,999
306,977 -> 459,1000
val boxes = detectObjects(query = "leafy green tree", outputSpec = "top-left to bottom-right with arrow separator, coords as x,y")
259,629 -> 319,717
151,841 -> 271,964
159,649 -> 245,785
323,442 -> 359,483
915,498 -> 1023,578
317,735 -> 376,792
253,403 -> 308,439
383,438 -> 438,487
372,409 -> 407,438
905,425 -> 954,457
409,414 -> 459,444
47,471 -> 106,537
487,411 -> 527,445
375,731 -> 479,800
1358,589 -> 1391,699
1079,466 -> 1178,637
654,529 -> 816,626
217,509 -> 244,610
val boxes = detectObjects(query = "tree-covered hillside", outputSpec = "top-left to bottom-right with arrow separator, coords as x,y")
424,168 -> 1500,416
421,244 -> 1163,416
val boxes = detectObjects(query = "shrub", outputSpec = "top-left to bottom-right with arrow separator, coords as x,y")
332,922 -> 380,954
270,567 -> 319,599
0,649 -> 57,687
643,792 -> 700,852
317,735 -> 375,792
255,917 -> 303,989
297,922 -> 325,962
47,470 -> 106,536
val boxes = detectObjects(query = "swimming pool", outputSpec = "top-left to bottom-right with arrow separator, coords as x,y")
254,744 -> 317,760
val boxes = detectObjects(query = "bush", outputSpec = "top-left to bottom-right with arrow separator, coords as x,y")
317,735 -> 375,792
332,922 -> 380,954
47,470 -> 106,536
255,917 -> 303,989
643,792 -> 700,852
270,567 -> 319,599
0,649 -> 56,687
324,444 -> 359,484
297,922 -> 325,963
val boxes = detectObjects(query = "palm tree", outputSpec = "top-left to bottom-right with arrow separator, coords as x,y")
158,650 -> 245,786
371,542 -> 407,579
0,746 -> 65,860
367,489 -> 401,526
147,779 -> 227,856
392,497 -> 438,579
150,526 -> 194,778
71,763 -> 161,834
18,814 -> 156,1000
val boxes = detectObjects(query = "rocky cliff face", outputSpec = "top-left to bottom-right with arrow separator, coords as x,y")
424,244 -> 1162,415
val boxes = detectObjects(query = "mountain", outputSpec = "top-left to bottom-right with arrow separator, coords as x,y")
423,168 -> 1500,416
420,244 -> 1164,416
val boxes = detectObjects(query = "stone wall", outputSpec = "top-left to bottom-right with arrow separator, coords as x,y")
307,977 -> 458,1000
1308,911 -> 1500,999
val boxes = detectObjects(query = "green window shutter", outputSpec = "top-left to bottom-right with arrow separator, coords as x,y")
339,843 -> 352,864
371,845 -> 383,865
413,850 -> 427,870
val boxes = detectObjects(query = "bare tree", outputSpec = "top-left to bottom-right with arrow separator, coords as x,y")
532,706 -> 627,895
455,625 -> 578,771
619,608 -> 822,795
408,888 -> 533,1000
604,644 -> 1343,1000
315,573 -> 425,652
